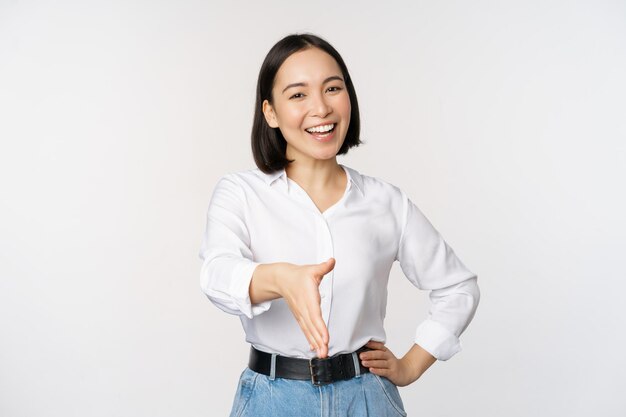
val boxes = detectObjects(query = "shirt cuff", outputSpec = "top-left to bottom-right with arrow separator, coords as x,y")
230,260 -> 272,319
414,318 -> 462,361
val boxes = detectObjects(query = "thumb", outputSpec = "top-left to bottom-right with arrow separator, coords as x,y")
317,257 -> 335,276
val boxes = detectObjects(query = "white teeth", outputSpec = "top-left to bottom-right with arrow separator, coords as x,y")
306,123 -> 334,133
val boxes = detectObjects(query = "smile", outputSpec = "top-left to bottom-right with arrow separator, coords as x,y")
305,123 -> 335,134
305,123 -> 336,142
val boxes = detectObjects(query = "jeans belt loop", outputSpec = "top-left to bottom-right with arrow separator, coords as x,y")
309,358 -> 317,386
351,351 -> 361,378
269,353 -> 277,381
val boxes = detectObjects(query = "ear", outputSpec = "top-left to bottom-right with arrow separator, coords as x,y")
262,100 -> 279,128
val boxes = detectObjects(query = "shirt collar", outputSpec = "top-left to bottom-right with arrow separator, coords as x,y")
259,164 -> 364,197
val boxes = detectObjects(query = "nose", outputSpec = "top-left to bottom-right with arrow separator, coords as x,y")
310,91 -> 332,118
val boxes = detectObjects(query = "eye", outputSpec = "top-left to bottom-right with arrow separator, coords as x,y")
289,93 -> 304,99
327,86 -> 343,93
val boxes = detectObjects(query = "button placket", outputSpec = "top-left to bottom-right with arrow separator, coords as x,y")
316,216 -> 334,325
285,177 -> 338,324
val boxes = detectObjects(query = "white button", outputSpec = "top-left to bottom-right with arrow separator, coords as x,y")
320,293 -> 326,299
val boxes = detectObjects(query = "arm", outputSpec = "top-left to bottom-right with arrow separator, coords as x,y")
248,263 -> 284,304
249,259 -> 336,359
360,191 -> 480,386
198,174 -> 334,357
198,175 -> 272,319
396,190 -> 480,361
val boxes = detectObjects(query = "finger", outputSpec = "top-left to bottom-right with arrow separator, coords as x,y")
312,321 -> 328,358
295,314 -> 319,352
306,318 -> 324,353
305,314 -> 328,358
362,359 -> 389,369
306,294 -> 329,346
359,350 -> 391,361
362,348 -> 387,357
369,367 -> 389,377
359,353 -> 389,366
286,296 -> 322,353
317,258 -> 335,275
310,306 -> 329,345
322,258 -> 336,274
291,311 -> 324,357
366,341 -> 386,349
300,310 -> 326,356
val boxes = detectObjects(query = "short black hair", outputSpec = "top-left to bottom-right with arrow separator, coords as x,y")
251,33 -> 363,173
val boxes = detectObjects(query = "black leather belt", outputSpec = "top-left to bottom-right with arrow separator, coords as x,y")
248,345 -> 372,386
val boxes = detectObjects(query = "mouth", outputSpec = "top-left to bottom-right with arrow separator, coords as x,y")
305,123 -> 336,141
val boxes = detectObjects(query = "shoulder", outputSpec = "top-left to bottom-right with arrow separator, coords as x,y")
345,165 -> 411,228
214,167 -> 268,189
206,168 -> 267,213
346,165 -> 407,202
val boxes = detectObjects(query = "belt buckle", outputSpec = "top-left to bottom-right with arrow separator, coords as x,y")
309,357 -> 332,386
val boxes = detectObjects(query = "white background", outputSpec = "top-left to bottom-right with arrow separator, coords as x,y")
1,0 -> 625,416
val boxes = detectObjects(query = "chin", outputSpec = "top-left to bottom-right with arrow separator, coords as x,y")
312,152 -> 340,161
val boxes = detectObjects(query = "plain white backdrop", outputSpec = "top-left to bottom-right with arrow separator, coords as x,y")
1,0 -> 625,416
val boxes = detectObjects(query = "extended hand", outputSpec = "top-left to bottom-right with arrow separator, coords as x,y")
277,258 -> 335,359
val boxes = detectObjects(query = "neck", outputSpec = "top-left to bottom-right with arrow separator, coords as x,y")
285,159 -> 344,191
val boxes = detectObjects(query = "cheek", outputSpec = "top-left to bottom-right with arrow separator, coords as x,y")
282,107 -> 306,128
338,96 -> 351,118
340,104 -> 351,130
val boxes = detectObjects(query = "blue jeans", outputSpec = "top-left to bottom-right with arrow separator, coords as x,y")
228,366 -> 407,417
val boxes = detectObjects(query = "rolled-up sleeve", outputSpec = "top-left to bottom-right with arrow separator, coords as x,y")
198,174 -> 272,319
395,190 -> 480,361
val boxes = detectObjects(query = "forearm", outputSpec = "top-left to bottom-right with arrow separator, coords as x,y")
249,262 -> 286,304
401,343 -> 437,382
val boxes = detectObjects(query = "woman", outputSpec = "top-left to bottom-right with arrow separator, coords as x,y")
199,33 -> 480,417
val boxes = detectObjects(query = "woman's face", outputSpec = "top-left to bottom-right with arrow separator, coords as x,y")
262,47 -> 351,164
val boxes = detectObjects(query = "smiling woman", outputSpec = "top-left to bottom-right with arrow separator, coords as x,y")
250,34 -> 362,176
261,47 -> 352,163
199,32 -> 480,417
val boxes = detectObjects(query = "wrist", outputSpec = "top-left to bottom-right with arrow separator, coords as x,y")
399,355 -> 421,383
270,262 -> 291,297
249,263 -> 285,303
402,343 -> 437,381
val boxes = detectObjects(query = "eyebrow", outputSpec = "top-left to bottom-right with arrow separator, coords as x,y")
281,75 -> 345,94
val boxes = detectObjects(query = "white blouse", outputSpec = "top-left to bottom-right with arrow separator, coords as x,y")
199,164 -> 480,361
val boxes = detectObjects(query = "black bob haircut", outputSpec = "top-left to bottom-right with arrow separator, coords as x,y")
251,33 -> 363,173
